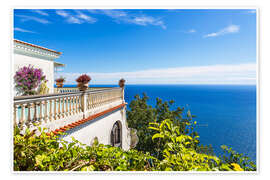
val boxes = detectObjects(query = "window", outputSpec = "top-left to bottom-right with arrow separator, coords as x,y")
111,121 -> 122,147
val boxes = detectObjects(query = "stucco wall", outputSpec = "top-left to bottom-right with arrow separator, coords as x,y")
13,53 -> 54,95
61,107 -> 131,150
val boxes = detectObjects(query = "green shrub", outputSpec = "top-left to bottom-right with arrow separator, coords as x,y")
13,126 -> 158,171
13,119 -> 255,171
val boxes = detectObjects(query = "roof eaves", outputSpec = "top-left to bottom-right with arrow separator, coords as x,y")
14,39 -> 62,55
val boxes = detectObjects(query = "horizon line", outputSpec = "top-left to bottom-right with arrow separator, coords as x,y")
58,83 -> 256,86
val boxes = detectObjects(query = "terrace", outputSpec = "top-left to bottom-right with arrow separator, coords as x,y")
13,86 -> 125,133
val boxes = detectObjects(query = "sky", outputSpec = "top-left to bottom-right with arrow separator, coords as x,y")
13,9 -> 257,85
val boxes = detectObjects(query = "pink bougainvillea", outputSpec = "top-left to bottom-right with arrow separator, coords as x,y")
14,65 -> 46,95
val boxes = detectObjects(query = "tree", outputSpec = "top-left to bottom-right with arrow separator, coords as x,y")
126,93 -> 198,158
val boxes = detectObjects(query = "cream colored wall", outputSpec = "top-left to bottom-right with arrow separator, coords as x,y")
62,107 -> 131,150
13,53 -> 54,94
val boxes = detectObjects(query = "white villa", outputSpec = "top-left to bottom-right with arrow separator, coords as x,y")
14,39 -> 64,94
13,40 -> 134,150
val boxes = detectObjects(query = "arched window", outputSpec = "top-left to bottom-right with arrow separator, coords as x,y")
111,121 -> 122,147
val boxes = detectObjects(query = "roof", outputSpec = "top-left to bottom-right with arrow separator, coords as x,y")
14,39 -> 62,55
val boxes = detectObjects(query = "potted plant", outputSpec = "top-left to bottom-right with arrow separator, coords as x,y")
76,74 -> 91,91
55,76 -> 65,88
118,78 -> 126,88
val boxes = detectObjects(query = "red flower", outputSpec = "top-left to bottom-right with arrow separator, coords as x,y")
76,74 -> 91,83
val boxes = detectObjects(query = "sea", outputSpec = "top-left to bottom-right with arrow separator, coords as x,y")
62,84 -> 257,163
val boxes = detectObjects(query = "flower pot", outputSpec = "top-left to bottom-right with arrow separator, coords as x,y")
77,82 -> 89,91
56,81 -> 64,88
118,79 -> 125,88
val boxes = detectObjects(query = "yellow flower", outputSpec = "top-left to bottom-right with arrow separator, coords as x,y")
231,163 -> 244,171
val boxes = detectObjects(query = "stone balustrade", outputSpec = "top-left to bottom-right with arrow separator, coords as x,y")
53,87 -> 109,93
14,87 -> 124,132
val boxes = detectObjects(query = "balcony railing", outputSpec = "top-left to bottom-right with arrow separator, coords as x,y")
14,87 -> 124,132
53,87 -> 110,93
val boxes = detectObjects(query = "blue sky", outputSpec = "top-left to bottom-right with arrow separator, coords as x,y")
14,9 -> 257,84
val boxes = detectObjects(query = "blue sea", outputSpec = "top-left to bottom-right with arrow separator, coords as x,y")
63,84 -> 257,163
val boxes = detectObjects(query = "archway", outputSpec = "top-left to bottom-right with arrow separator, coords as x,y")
110,121 -> 122,148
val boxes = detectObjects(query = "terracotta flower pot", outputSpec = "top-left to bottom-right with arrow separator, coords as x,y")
56,81 -> 64,88
77,82 -> 89,91
118,79 -> 126,88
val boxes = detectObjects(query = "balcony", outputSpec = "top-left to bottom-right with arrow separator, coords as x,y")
13,87 -> 125,133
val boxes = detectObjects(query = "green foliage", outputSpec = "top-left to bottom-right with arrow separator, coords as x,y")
13,120 -> 255,171
38,81 -> 49,95
127,93 -> 204,158
13,126 -> 158,171
220,145 -> 256,171
148,119 -> 225,171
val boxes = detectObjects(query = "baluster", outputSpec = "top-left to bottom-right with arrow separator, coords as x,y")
97,93 -> 100,107
72,96 -> 75,113
58,97 -> 61,119
72,96 -> 75,114
69,96 -> 72,115
88,94 -> 91,110
96,94 -> 99,107
76,96 -> 80,112
49,100 -> 53,121
86,94 -> 89,109
93,94 -> 96,108
62,97 -> 65,118
27,103 -> 32,128
54,99 -> 57,120
102,93 -> 105,105
91,94 -> 94,108
74,96 -> 78,113
33,102 -> 38,125
90,94 -> 93,109
44,100 -> 48,123
100,93 -> 103,106
66,96 -> 69,116
39,101 -> 43,123
19,104 -> 25,129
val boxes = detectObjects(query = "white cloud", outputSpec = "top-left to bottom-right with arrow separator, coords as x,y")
184,29 -> 196,33
14,27 -> 36,33
32,10 -> 49,16
204,24 -> 240,38
128,16 -> 166,29
56,10 -> 69,17
100,9 -> 128,18
88,9 -> 166,29
67,16 -> 82,24
75,11 -> 97,23
58,63 -> 256,85
56,10 -> 96,24
15,15 -> 50,24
